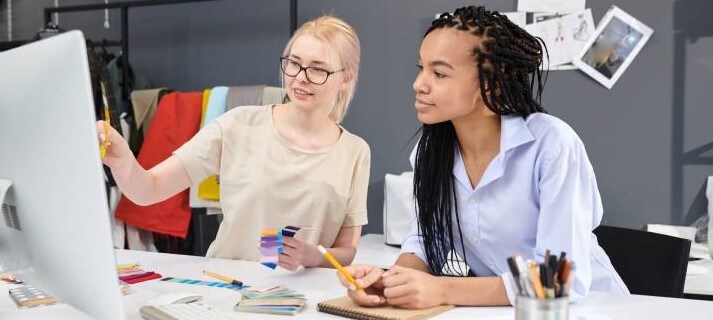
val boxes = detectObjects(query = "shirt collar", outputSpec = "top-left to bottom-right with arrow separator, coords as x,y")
500,115 -> 535,154
454,115 -> 535,192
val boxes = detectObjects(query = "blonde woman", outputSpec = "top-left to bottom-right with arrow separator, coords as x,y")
98,16 -> 370,270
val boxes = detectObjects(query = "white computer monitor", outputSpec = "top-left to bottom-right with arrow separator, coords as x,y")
0,31 -> 124,319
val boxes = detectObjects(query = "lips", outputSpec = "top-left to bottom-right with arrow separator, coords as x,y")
294,87 -> 312,95
415,98 -> 435,110
292,87 -> 313,101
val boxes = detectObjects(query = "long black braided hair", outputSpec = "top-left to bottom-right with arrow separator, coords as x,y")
414,5 -> 549,276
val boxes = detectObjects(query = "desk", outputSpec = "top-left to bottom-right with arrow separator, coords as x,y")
685,258 -> 713,298
2,238 -> 713,319
359,234 -> 713,299
685,242 -> 713,299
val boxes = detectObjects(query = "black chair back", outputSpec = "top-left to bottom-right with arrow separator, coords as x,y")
593,225 -> 691,298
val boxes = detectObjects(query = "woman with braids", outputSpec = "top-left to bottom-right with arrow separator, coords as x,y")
337,6 -> 628,308
97,16 -> 370,270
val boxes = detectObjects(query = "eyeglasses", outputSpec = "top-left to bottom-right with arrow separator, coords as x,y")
280,57 -> 344,85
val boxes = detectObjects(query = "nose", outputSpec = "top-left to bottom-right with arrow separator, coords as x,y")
295,68 -> 310,83
413,72 -> 428,95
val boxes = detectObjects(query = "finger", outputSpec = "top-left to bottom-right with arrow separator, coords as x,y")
277,259 -> 297,271
353,266 -> 384,288
348,287 -> 386,307
282,236 -> 300,249
383,282 -> 411,299
386,295 -> 414,308
278,252 -> 296,264
336,270 -> 357,290
281,245 -> 298,257
96,121 -> 106,141
382,265 -> 406,277
381,272 -> 411,288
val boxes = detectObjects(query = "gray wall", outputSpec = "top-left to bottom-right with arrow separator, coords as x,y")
2,0 -> 712,234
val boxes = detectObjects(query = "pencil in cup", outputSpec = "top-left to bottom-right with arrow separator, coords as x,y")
317,245 -> 363,291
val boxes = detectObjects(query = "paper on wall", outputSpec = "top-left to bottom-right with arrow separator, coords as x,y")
524,8 -> 595,67
518,0 -> 586,14
501,12 -> 527,28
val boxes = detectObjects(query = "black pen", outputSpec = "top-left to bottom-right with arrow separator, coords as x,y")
507,257 -> 525,296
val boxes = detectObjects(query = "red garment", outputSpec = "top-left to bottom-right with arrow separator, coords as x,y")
115,92 -> 203,238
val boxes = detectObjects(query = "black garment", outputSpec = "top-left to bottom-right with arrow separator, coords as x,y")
87,48 -> 122,188
87,48 -> 122,135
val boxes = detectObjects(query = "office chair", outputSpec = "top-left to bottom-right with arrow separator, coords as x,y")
593,225 -> 691,298
191,209 -> 223,256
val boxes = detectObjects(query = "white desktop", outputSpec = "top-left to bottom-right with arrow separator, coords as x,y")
0,31 -> 124,319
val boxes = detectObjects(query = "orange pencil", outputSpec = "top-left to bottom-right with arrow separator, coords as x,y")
528,261 -> 545,299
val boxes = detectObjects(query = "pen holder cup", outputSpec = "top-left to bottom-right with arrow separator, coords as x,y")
515,296 -> 569,320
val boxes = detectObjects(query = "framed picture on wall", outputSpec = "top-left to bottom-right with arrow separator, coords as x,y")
572,6 -> 653,89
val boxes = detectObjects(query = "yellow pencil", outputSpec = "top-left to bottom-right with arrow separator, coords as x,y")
202,270 -> 243,286
318,245 -> 363,291
99,83 -> 111,159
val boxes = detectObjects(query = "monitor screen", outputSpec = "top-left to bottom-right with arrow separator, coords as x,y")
0,31 -> 124,319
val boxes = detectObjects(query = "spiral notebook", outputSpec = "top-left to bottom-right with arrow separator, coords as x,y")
317,297 -> 453,320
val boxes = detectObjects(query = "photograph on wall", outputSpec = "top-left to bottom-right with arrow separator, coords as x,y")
572,6 -> 653,89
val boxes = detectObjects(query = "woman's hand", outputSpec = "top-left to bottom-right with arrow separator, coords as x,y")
96,120 -> 133,174
381,265 -> 447,309
338,264 -> 387,307
278,236 -> 322,271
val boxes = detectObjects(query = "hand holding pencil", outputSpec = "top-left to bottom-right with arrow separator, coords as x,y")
321,245 -> 389,307
99,83 -> 111,160
335,263 -> 388,307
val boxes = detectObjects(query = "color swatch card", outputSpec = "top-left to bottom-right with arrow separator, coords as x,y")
8,286 -> 62,309
259,226 -> 322,269
118,262 -> 162,284
160,277 -> 245,291
235,285 -> 306,315
260,227 -> 283,269
260,226 -> 301,269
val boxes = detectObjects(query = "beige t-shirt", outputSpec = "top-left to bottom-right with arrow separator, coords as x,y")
173,105 -> 370,261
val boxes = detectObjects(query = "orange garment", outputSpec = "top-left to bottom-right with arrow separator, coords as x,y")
115,91 -> 203,238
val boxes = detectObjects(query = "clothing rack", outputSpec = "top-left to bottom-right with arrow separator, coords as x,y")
0,38 -> 121,51
41,0 -> 298,101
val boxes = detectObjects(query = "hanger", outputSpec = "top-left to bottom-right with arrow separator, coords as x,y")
100,39 -> 116,62
36,22 -> 64,40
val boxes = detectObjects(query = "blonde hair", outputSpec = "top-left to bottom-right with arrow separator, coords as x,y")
281,15 -> 360,123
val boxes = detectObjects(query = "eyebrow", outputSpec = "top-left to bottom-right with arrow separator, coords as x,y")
288,54 -> 328,66
429,60 -> 454,70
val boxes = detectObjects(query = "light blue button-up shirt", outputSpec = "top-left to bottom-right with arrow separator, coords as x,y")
401,113 -> 629,305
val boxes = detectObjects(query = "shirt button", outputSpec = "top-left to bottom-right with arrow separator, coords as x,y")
471,235 -> 479,243
468,197 -> 476,205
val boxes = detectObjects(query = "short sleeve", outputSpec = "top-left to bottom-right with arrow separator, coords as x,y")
342,143 -> 370,227
400,142 -> 429,263
399,216 -> 429,264
172,120 -> 223,184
